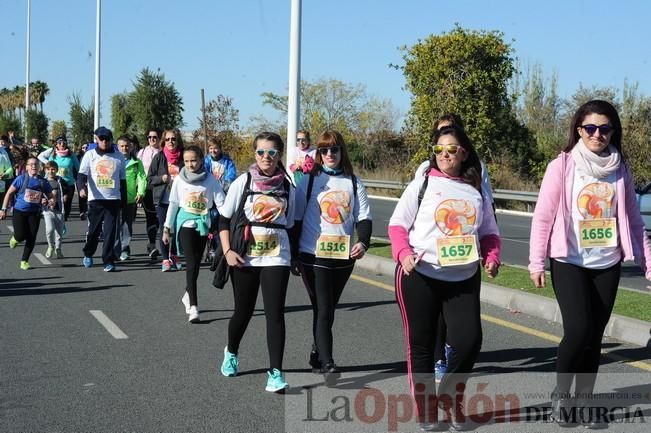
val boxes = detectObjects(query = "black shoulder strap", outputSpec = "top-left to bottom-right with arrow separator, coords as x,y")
417,174 -> 428,209
351,174 -> 358,201
18,173 -> 30,196
236,172 -> 252,215
306,173 -> 315,204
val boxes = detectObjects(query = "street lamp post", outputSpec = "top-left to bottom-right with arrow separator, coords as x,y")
286,0 -> 302,169
94,0 -> 102,129
25,0 -> 31,138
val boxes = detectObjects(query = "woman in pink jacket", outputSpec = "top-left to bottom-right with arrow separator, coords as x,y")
529,100 -> 651,428
389,125 -> 500,431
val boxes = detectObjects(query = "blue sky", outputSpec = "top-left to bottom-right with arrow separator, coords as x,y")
2,0 -> 650,133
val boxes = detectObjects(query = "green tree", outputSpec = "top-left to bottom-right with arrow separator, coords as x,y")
24,109 -> 49,143
0,113 -> 21,135
68,93 -> 95,149
50,120 -> 67,143
621,81 -> 651,185
111,92 -> 133,139
128,68 -> 183,137
193,94 -> 240,144
398,25 -> 533,171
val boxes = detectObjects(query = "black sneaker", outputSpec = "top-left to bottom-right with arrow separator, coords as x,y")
321,363 -> 341,387
79,212 -> 87,220
148,246 -> 160,259
309,349 -> 321,373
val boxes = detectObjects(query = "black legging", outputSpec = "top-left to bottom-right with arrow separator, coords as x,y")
395,266 -> 482,421
13,209 -> 41,261
299,253 -> 354,365
143,189 -> 158,245
550,259 -> 620,396
178,227 -> 207,307
61,182 -> 75,220
227,266 -> 290,371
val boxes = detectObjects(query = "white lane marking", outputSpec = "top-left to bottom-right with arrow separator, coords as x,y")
495,209 -> 533,217
501,237 -> 530,244
89,310 -> 129,339
7,225 -> 14,232
33,253 -> 52,265
368,194 -> 399,202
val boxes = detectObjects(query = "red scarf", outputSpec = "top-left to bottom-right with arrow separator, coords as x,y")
163,146 -> 182,166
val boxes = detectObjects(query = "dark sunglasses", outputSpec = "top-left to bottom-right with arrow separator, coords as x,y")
165,137 -> 177,142
255,148 -> 279,158
296,138 -> 308,143
318,146 -> 340,155
147,135 -> 159,140
432,144 -> 464,155
97,135 -> 109,142
580,124 -> 613,136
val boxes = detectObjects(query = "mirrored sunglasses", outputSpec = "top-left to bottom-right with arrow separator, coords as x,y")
432,144 -> 464,155
255,148 -> 279,158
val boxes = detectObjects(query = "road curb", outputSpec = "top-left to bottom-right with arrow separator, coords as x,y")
357,255 -> 651,348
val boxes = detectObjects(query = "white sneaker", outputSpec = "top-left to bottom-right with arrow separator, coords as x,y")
188,306 -> 200,323
181,292 -> 191,314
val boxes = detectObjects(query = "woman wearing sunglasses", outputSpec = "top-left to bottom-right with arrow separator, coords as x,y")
46,136 -> 80,221
529,100 -> 651,428
292,130 -> 372,385
161,145 -> 225,323
148,129 -> 184,272
289,129 -> 316,184
219,132 -> 295,393
388,125 -> 500,431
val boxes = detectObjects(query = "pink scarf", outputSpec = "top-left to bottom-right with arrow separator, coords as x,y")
248,163 -> 287,195
163,146 -> 182,166
56,148 -> 70,157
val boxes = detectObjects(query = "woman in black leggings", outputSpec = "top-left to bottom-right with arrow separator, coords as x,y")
162,145 -> 225,323
529,100 -> 651,428
388,126 -> 500,431
218,132 -> 295,393
0,157 -> 55,270
292,130 -> 372,385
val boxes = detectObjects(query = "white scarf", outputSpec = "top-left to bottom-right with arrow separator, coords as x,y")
571,138 -> 620,179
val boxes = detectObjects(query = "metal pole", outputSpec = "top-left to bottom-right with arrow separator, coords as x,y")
201,88 -> 208,154
93,0 -> 101,129
285,0 -> 301,168
25,0 -> 31,138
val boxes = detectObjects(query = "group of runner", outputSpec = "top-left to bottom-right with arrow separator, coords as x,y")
2,99 -> 650,430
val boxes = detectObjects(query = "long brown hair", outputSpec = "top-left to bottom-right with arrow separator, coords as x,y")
563,100 -> 624,160
311,130 -> 354,177
429,125 -> 482,191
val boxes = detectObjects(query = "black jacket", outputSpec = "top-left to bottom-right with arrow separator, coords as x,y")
147,151 -> 175,205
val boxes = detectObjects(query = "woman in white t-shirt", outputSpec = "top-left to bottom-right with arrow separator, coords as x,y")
388,125 -> 500,431
292,130 -> 372,385
162,145 -> 225,323
218,132 -> 295,393
529,100 -> 651,428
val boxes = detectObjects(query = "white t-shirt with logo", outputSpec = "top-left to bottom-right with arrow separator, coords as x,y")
79,150 -> 126,201
165,174 -> 226,229
556,166 -> 621,268
294,173 -> 371,257
390,176 -> 499,282
219,172 -> 295,267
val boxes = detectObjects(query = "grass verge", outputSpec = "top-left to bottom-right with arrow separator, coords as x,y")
366,241 -> 651,323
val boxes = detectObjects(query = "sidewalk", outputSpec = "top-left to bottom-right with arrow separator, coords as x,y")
356,254 -> 651,348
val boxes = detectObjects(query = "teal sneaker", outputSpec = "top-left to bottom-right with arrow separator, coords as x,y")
220,346 -> 238,377
265,368 -> 288,393
9,236 -> 18,249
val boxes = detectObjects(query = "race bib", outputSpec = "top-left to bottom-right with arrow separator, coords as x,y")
437,235 -> 479,267
183,191 -> 208,215
248,234 -> 280,257
579,218 -> 617,248
97,176 -> 115,189
315,234 -> 350,260
24,188 -> 42,204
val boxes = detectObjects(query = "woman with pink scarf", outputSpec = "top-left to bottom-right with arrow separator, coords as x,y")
47,136 -> 80,220
148,128 -> 184,272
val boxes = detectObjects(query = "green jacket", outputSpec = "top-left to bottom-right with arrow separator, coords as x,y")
124,156 -> 147,204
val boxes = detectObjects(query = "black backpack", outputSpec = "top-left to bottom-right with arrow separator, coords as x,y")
211,172 -> 291,289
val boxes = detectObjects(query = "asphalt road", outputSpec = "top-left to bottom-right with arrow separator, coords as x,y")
369,196 -> 651,293
1,208 -> 650,432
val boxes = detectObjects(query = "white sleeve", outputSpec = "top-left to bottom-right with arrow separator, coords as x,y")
210,176 -> 226,209
389,177 -> 422,229
37,148 -> 53,164
168,177 -> 180,204
79,151 -> 91,176
354,177 -> 372,222
218,173 -> 247,218
164,203 -> 179,231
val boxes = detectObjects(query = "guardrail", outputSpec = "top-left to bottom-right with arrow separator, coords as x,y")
361,178 -> 540,211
